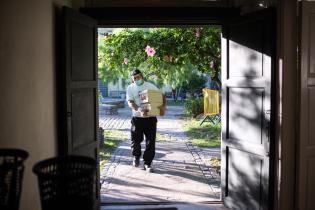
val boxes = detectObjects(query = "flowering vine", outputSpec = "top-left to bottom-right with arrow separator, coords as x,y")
145,45 -> 156,57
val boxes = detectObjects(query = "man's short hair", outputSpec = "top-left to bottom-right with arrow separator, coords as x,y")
131,68 -> 142,76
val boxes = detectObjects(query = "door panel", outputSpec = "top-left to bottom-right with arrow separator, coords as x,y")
71,89 -> 96,149
228,22 -> 263,78
298,2 -> 315,209
229,40 -> 263,77
71,21 -> 96,81
228,87 -> 264,145
227,148 -> 265,210
61,6 -> 100,208
221,9 -> 275,210
309,89 -> 315,146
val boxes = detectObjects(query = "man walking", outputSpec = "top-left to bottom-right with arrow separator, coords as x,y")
126,69 -> 166,172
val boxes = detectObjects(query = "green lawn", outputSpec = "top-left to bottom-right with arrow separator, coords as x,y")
184,118 -> 221,148
99,130 -> 128,170
156,133 -> 173,142
156,133 -> 166,142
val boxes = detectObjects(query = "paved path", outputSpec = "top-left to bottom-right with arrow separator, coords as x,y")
99,103 -> 220,203
100,141 -> 220,203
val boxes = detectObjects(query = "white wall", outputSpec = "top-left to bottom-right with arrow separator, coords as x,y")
107,78 -> 128,97
0,0 -> 71,209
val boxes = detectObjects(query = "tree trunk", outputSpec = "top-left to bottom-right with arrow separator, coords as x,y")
211,60 -> 221,90
176,87 -> 182,101
172,89 -> 177,101
211,75 -> 221,90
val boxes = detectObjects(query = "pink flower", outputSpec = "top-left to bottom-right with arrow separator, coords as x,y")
145,45 -> 156,57
145,45 -> 151,52
123,58 -> 128,65
195,29 -> 200,38
210,61 -> 214,68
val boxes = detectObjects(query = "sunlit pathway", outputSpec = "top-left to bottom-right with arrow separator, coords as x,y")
100,141 -> 220,203
99,103 -> 220,203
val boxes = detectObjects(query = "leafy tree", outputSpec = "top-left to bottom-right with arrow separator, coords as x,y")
98,27 -> 221,92
181,70 -> 207,99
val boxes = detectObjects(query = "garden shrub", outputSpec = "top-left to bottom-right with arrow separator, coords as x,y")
184,98 -> 204,118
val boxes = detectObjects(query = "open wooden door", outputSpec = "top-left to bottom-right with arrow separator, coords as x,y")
59,6 -> 100,208
221,9 -> 275,210
298,2 -> 315,209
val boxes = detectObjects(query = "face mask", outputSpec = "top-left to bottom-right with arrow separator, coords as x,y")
135,79 -> 143,86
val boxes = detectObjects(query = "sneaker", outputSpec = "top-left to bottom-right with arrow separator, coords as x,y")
133,157 -> 140,167
144,164 -> 153,173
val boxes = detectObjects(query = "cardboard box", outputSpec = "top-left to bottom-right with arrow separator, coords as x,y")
139,90 -> 163,116
140,102 -> 162,116
139,89 -> 163,104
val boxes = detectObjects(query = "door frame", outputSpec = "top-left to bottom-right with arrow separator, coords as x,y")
79,6 -> 284,209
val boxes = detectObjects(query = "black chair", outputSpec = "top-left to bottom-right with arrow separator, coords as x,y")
33,155 -> 97,210
0,149 -> 29,210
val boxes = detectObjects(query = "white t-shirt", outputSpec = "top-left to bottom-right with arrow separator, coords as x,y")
126,81 -> 163,117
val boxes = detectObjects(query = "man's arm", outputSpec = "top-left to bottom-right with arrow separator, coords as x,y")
127,100 -> 139,112
128,100 -> 149,116
126,86 -> 140,112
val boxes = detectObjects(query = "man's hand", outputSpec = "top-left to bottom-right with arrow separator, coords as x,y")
138,107 -> 149,117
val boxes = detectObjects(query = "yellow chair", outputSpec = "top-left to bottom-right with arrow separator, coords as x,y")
200,88 -> 220,125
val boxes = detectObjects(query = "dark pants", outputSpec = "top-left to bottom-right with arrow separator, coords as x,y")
131,117 -> 157,165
